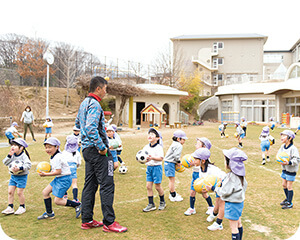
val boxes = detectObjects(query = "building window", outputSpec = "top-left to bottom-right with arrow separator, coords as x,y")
218,42 -> 224,49
241,99 -> 275,122
263,54 -> 283,63
218,58 -> 224,65
285,97 -> 300,116
218,74 -> 223,81
221,100 -> 232,112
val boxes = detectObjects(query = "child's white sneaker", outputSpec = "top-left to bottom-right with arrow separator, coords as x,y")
206,213 -> 216,222
184,207 -> 196,216
207,222 -> 223,231
169,193 -> 183,202
14,206 -> 26,215
121,162 -> 126,166
206,206 -> 214,215
2,206 -> 14,215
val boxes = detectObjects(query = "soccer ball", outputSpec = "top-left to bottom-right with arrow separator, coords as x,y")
36,161 -> 51,173
234,132 -> 239,138
118,165 -> 128,174
181,154 -> 195,168
8,160 -> 24,175
175,164 -> 185,173
109,139 -> 119,149
276,152 -> 290,164
136,150 -> 149,164
193,178 -> 205,193
203,175 -> 221,192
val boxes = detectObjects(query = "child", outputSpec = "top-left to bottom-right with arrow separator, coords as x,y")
184,137 -> 215,216
270,117 -> 275,131
43,117 -> 54,141
142,128 -> 165,212
62,135 -> 82,202
37,137 -> 81,220
2,138 -> 31,215
277,130 -> 300,209
106,125 -> 121,170
294,124 -> 300,135
5,122 -> 22,145
164,130 -> 187,202
235,122 -> 245,148
218,122 -> 227,138
240,117 -> 247,137
111,124 -> 125,166
214,147 -> 248,240
72,126 -> 81,152
259,126 -> 271,165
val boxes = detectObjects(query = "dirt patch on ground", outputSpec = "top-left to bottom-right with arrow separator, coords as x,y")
250,223 -> 272,236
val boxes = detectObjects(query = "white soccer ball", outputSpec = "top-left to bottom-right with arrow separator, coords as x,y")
136,150 -> 149,164
8,160 -> 24,175
118,165 -> 128,174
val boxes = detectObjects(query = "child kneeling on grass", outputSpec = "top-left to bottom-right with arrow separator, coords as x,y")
37,137 -> 81,220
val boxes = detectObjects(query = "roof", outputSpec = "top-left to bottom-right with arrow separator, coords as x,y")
137,84 -> 188,96
141,103 -> 166,114
171,33 -> 268,43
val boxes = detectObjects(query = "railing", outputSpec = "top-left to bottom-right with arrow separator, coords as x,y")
197,96 -> 218,120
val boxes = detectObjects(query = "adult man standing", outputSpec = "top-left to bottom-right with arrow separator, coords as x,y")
75,76 -> 127,233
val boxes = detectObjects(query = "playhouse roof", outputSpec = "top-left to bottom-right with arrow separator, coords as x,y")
141,103 -> 166,114
137,84 -> 188,96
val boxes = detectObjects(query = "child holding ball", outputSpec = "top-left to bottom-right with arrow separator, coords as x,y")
259,126 -> 271,165
213,147 -> 248,240
164,130 -> 187,202
106,125 -> 121,170
235,122 -> 245,148
2,138 -> 31,215
277,130 -> 300,209
37,137 -> 81,220
142,128 -> 165,212
43,117 -> 54,141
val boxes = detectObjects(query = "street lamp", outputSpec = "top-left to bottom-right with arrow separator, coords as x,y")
43,51 -> 54,117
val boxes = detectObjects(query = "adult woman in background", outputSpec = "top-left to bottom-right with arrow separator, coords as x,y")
20,106 -> 36,141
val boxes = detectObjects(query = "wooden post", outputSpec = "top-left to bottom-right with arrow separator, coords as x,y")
129,96 -> 133,128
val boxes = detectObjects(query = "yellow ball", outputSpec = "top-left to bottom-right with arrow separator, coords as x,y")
36,161 -> 51,173
181,154 -> 195,168
269,136 -> 275,146
234,132 -> 238,138
43,123 -> 48,128
225,134 -> 229,138
175,164 -> 185,173
193,178 -> 205,193
104,76 -> 109,81
276,152 -> 290,164
203,175 -> 221,192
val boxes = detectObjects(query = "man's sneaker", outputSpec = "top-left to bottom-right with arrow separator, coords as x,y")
206,213 -> 216,222
206,206 -> 214,215
238,145 -> 243,148
2,206 -> 14,215
33,139 -> 36,142
169,193 -> 183,202
207,222 -> 223,231
14,206 -> 26,215
158,201 -> 166,210
280,199 -> 288,206
75,203 -> 82,218
73,199 -> 81,204
282,203 -> 293,209
81,220 -> 103,230
184,207 -> 196,216
143,204 -> 156,212
262,160 -> 266,165
37,211 -> 55,220
103,221 -> 127,233
121,162 -> 126,166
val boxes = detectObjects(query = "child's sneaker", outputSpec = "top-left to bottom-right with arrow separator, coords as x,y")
14,206 -> 26,215
75,203 -> 82,218
206,213 -> 216,222
37,211 -> 55,220
2,206 -> 14,215
207,222 -> 223,231
280,199 -> 288,206
262,160 -> 266,165
81,220 -> 103,230
282,202 -> 293,209
121,162 -> 126,166
169,193 -> 183,202
158,201 -> 166,210
143,204 -> 156,212
184,207 -> 196,216
206,206 -> 214,215
103,221 -> 127,233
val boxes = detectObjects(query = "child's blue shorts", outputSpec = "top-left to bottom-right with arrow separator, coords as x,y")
5,132 -> 14,140
239,133 -> 245,139
190,171 -> 200,191
50,175 -> 72,198
164,161 -> 175,177
298,125 -> 300,130
68,162 -> 78,179
261,140 -> 270,152
224,201 -> 244,221
111,150 -> 118,163
146,165 -> 162,184
45,127 -> 52,134
9,174 -> 28,188
281,171 -> 296,182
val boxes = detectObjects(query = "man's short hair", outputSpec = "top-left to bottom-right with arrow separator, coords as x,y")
89,76 -> 108,93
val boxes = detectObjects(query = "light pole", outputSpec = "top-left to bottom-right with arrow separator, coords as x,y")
43,51 -> 54,117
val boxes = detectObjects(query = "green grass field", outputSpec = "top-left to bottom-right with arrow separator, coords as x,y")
0,122 -> 299,240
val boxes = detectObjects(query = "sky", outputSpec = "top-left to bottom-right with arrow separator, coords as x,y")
0,0 -> 299,66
